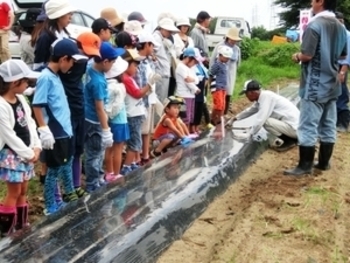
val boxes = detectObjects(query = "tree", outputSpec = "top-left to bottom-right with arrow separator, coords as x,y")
251,26 -> 268,40
275,0 -> 350,28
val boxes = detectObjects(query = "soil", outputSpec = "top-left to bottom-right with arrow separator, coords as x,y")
157,132 -> 350,263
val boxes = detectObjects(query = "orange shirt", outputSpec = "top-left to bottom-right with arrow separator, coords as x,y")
0,2 -> 10,29
153,114 -> 181,139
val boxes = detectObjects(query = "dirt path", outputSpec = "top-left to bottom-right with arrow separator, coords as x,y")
157,132 -> 350,263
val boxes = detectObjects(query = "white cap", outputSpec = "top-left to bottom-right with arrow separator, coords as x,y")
158,17 -> 179,32
105,57 -> 128,79
138,31 -> 160,48
176,17 -> 191,27
45,0 -> 76,20
124,20 -> 143,36
218,45 -> 233,58
0,60 -> 40,82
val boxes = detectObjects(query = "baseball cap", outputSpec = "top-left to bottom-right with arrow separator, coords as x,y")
105,57 -> 128,78
0,60 -> 40,82
19,8 -> 41,28
124,20 -> 143,36
77,32 -> 101,57
45,0 -> 76,20
91,18 -> 116,34
138,31 -> 160,48
218,45 -> 233,58
51,38 -> 88,61
158,17 -> 179,32
163,96 -> 184,109
36,0 -> 48,21
239,80 -> 261,95
127,11 -> 147,25
100,42 -> 125,60
183,47 -> 204,62
196,11 -> 211,22
122,49 -> 145,62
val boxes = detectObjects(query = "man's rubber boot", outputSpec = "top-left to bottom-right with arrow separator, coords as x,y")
224,95 -> 231,115
275,134 -> 297,152
284,146 -> 315,176
15,203 -> 29,230
0,205 -> 17,237
314,142 -> 334,171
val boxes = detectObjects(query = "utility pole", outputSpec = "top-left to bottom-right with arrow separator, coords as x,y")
269,0 -> 277,29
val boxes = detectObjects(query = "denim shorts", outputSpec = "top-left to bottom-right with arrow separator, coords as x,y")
127,116 -> 144,151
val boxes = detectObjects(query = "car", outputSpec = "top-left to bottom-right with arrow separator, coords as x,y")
9,0 -> 95,59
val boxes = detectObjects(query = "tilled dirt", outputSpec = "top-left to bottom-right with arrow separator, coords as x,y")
157,133 -> 350,263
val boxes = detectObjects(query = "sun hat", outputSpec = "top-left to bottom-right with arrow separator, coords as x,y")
157,13 -> 176,24
122,49 -> 145,62
45,0 -> 76,20
218,45 -> 233,58
100,7 -> 124,27
0,60 -> 40,82
176,17 -> 191,27
226,27 -> 242,41
163,95 -> 184,107
158,17 -> 179,32
77,32 -> 101,57
91,18 -> 116,34
183,47 -> 204,62
99,42 -> 125,60
239,80 -> 261,95
105,57 -> 128,79
196,11 -> 211,22
127,11 -> 147,25
124,20 -> 143,36
137,30 -> 160,48
51,38 -> 88,61
18,8 -> 41,28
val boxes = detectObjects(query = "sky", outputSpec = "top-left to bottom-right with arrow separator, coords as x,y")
11,0 -> 280,30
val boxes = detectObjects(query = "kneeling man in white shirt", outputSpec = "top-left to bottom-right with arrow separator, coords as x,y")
230,80 -> 300,152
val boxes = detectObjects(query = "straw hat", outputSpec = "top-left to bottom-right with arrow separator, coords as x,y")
100,7 -> 124,27
226,27 -> 242,41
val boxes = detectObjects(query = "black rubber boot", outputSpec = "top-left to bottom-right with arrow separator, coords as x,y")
0,205 -> 17,237
314,142 -> 334,171
284,146 -> 315,176
15,203 -> 29,230
224,95 -> 231,115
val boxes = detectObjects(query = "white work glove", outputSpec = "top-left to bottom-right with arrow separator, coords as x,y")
101,128 -> 113,148
23,87 -> 35,96
148,73 -> 161,86
38,126 -> 55,150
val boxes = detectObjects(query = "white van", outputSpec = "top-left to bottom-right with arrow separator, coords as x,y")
10,0 -> 95,59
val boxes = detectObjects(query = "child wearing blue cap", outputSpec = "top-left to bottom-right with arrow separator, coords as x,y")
32,38 -> 88,215
84,42 -> 124,192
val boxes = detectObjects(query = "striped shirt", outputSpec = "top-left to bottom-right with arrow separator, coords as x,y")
134,60 -> 149,107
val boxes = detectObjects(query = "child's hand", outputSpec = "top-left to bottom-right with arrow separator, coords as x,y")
195,88 -> 201,94
33,148 -> 41,162
185,76 -> 194,83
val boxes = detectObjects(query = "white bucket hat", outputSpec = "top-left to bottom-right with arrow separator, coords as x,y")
124,20 -> 143,36
158,17 -> 179,32
105,57 -> 128,79
138,30 -> 160,49
176,17 -> 191,27
45,0 -> 76,20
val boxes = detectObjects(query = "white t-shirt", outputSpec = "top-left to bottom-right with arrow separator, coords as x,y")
236,90 -> 300,134
175,62 -> 199,98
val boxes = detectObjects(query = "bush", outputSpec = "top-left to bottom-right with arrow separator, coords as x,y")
240,37 -> 259,60
260,43 -> 299,67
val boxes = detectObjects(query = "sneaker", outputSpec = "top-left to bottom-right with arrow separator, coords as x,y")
99,178 -> 108,186
206,123 -> 214,129
62,192 -> 78,203
75,187 -> 88,198
85,183 -> 101,193
150,150 -> 161,158
130,163 -> 140,171
43,202 -> 64,216
105,173 -> 118,182
120,165 -> 132,176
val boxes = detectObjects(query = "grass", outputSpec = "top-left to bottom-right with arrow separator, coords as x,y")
233,41 -> 300,99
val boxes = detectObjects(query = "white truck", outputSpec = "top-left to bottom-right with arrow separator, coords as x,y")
206,16 -> 251,50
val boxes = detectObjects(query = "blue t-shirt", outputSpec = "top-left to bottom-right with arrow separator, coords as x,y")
84,64 -> 108,122
300,16 -> 347,102
109,106 -> 127,124
32,68 -> 72,138
59,62 -> 87,119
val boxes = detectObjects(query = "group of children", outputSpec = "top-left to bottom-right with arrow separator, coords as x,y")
0,0 -> 236,237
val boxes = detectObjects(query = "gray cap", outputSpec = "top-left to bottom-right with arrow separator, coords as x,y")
127,11 -> 147,24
